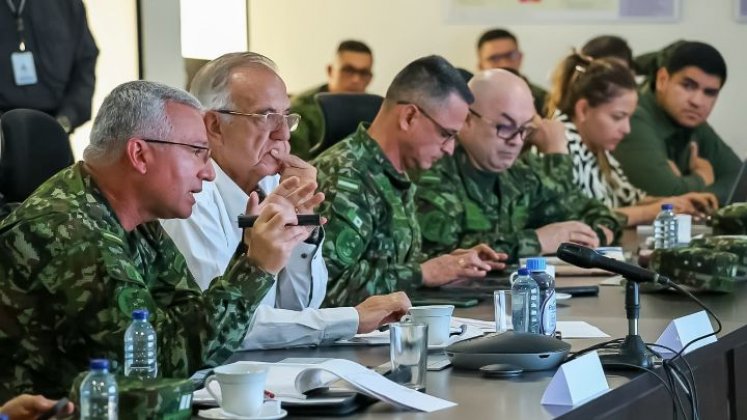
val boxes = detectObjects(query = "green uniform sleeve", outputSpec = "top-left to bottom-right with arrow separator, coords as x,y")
290,96 -> 324,160
0,217 -> 273,399
697,123 -> 741,205
320,178 -> 423,308
526,154 -> 623,245
614,115 -> 706,197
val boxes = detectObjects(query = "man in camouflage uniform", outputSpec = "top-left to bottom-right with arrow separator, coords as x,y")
0,81 -> 312,400
415,69 -> 622,262
315,55 -> 507,308
290,40 -> 374,159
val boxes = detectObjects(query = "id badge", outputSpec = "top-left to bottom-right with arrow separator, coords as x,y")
10,51 -> 38,86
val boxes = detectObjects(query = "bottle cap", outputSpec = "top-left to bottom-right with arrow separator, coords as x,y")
132,309 -> 149,320
525,257 -> 546,272
517,267 -> 530,276
0,414 -> 8,420
662,203 -> 674,210
90,359 -> 110,371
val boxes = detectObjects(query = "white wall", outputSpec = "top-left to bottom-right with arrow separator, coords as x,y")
71,0 -> 140,159
249,0 -> 747,156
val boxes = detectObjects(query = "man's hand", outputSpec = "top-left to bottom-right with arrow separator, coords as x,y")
536,221 -> 600,254
273,150 -> 318,184
354,292 -> 412,333
421,244 -> 508,287
0,394 -> 74,420
527,116 -> 568,154
688,142 -> 714,186
243,177 -> 310,275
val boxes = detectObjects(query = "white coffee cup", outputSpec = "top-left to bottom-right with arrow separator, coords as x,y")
403,305 -> 454,345
205,362 -> 268,417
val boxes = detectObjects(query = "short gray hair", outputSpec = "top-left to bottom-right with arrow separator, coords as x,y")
189,52 -> 277,110
84,80 -> 203,163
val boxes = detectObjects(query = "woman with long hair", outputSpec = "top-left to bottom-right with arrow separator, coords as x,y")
545,52 -> 717,226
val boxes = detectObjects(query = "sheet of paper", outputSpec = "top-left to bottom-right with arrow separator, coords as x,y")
450,316 -> 609,338
338,320 -> 483,346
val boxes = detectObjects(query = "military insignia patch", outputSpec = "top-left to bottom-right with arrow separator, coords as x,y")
116,287 -> 156,317
335,228 -> 364,265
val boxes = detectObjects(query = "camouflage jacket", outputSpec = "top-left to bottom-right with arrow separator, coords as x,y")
289,83 -> 328,160
313,125 -> 424,307
414,146 -> 623,262
0,163 -> 274,400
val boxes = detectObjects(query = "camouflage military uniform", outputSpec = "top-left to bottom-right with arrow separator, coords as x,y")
313,125 -> 424,307
711,203 -> 747,235
0,163 -> 274,400
289,84 -> 328,160
414,146 -> 623,262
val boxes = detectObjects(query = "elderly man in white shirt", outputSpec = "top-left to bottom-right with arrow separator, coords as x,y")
162,51 -> 410,350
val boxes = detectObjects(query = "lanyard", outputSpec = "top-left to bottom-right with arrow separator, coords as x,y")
6,0 -> 27,51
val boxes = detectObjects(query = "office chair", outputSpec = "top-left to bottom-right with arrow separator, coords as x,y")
0,109 -> 74,203
309,92 -> 383,157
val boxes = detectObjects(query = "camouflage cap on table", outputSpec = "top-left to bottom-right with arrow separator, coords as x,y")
650,247 -> 739,293
711,203 -> 747,235
70,374 -> 194,419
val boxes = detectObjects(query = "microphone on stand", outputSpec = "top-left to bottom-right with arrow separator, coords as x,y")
556,243 -> 662,369
556,243 -> 669,285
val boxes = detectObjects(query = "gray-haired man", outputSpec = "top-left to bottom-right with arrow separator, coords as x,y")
162,52 -> 410,350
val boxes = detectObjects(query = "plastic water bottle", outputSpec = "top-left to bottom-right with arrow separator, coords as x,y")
654,203 -> 678,249
511,267 -> 540,333
526,257 -> 556,336
124,309 -> 158,379
80,359 -> 118,420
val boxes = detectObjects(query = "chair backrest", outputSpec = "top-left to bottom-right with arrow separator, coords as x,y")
0,109 -> 74,203
310,92 -> 383,157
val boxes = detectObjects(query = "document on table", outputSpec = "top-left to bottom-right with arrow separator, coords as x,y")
196,358 -> 457,413
336,320 -> 483,347
451,316 -> 609,338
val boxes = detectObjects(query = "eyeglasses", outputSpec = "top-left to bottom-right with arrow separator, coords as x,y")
468,108 -> 534,141
485,49 -> 521,64
339,65 -> 373,79
397,101 -> 458,143
142,138 -> 212,163
215,109 -> 301,132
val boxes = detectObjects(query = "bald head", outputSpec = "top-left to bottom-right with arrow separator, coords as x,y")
469,69 -> 534,117
460,69 -> 536,173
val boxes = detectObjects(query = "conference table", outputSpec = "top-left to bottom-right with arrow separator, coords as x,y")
218,230 -> 747,419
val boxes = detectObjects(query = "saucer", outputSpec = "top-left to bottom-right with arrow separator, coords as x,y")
198,406 -> 287,420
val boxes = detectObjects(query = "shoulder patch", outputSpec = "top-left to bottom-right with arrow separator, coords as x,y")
334,228 -> 364,266
116,286 -> 157,317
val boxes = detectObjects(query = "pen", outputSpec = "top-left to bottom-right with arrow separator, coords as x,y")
238,214 -> 321,228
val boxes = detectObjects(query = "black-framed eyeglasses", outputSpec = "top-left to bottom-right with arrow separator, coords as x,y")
485,49 -> 521,63
397,101 -> 458,143
339,65 -> 373,79
215,109 -> 301,132
468,108 -> 534,141
142,138 -> 211,163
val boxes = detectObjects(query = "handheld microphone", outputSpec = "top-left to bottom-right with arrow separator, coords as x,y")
556,243 -> 669,285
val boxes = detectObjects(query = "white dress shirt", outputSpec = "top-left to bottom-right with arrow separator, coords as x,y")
161,161 -> 358,349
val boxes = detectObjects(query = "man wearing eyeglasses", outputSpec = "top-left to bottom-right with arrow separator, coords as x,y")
477,28 -> 547,115
314,55 -> 508,308
162,52 -> 411,349
0,80 -> 306,399
289,40 -> 374,160
414,69 -> 622,263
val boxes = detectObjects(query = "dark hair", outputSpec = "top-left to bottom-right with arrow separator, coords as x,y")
385,55 -> 474,107
546,51 -> 637,118
665,41 -> 727,87
581,35 -> 633,69
337,40 -> 372,55
477,28 -> 518,50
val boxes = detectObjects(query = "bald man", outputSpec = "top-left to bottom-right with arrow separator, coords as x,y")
413,69 -> 622,262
